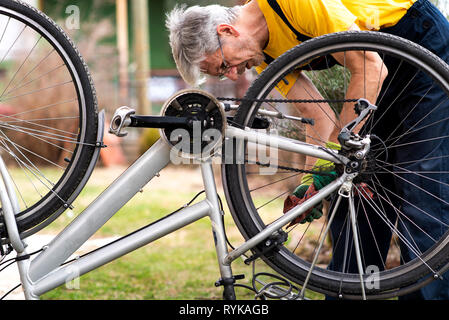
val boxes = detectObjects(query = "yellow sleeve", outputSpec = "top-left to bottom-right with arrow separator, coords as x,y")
286,0 -> 357,37
255,63 -> 300,98
255,0 -> 357,97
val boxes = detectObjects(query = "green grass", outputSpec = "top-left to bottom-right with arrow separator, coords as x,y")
20,166 -> 323,300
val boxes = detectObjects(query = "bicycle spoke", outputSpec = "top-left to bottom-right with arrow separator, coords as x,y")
225,32 -> 449,299
2,115 -> 80,125
249,172 -> 300,193
299,195 -> 342,299
0,35 -> 42,99
0,98 -> 78,121
370,181 -> 435,254
0,124 -> 80,151
385,85 -> 434,144
255,189 -> 290,211
0,131 -> 65,169
370,176 -> 449,228
0,139 -> 55,191
367,178 -> 407,266
303,68 -> 341,131
0,24 -> 27,65
377,159 -> 449,190
371,63 -> 417,132
376,59 -> 404,107
0,121 -> 79,143
4,63 -> 66,97
381,97 -> 449,147
361,180 -> 428,258
0,80 -> 73,102
348,192 -> 366,299
354,187 -> 387,270
0,114 -> 79,137
355,182 -> 436,273
5,48 -> 56,94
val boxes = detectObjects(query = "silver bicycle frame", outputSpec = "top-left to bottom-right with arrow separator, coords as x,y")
2,125 -> 346,300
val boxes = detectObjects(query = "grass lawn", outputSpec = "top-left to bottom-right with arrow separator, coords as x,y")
19,165 -> 322,300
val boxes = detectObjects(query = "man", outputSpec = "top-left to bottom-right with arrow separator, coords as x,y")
166,0 -> 449,299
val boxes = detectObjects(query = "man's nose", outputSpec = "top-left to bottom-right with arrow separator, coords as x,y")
225,66 -> 239,81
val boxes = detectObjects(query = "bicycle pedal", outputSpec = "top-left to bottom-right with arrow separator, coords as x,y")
215,274 -> 245,287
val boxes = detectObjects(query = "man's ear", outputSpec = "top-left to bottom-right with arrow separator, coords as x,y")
216,24 -> 240,37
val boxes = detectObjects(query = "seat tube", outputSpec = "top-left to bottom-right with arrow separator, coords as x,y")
200,161 -> 236,300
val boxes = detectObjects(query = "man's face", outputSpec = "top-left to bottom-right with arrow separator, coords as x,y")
200,34 -> 264,81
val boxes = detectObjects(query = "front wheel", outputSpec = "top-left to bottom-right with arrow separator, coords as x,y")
223,31 -> 449,299
0,0 -> 98,241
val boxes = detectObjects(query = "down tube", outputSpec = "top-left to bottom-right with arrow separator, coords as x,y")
28,139 -> 172,282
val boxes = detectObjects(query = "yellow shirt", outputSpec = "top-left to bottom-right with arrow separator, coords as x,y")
255,0 -> 417,96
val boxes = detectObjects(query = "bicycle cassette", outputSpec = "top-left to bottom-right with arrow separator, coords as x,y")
160,89 -> 226,159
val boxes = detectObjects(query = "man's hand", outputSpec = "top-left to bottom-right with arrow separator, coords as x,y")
283,142 -> 340,226
283,170 -> 338,225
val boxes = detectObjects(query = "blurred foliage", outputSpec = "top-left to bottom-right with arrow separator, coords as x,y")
41,0 -> 116,45
305,65 -> 350,115
41,0 -> 116,23
139,128 -> 161,154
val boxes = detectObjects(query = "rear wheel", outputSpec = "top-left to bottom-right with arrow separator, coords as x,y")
0,0 -> 98,240
223,31 -> 449,299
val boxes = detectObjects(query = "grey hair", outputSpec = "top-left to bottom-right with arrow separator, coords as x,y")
166,4 -> 241,86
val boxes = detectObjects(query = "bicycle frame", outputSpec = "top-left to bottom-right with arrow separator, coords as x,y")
2,123 -> 347,300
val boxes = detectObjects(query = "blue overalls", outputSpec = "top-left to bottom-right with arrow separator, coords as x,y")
327,0 -> 449,300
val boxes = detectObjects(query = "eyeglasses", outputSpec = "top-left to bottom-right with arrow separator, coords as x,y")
216,33 -> 231,79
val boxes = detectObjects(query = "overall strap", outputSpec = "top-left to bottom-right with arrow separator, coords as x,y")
266,0 -> 311,42
263,0 -> 336,71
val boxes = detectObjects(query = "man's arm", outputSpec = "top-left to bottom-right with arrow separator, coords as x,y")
329,24 -> 389,142
285,26 -> 388,170
286,72 -> 337,169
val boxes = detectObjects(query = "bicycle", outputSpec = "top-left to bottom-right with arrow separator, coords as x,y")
1,0 -> 449,300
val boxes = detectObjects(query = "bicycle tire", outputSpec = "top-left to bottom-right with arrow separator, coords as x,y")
0,0 -> 98,239
223,31 -> 449,299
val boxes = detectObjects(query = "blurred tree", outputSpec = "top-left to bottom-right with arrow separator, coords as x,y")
39,0 -> 119,118
41,0 -> 116,43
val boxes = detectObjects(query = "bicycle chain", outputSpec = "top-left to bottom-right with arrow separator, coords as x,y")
250,160 -> 336,177
216,97 -> 359,104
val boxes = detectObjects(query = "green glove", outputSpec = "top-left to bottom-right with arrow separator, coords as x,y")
292,141 -> 340,224
298,141 -> 340,188
292,184 -> 324,223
